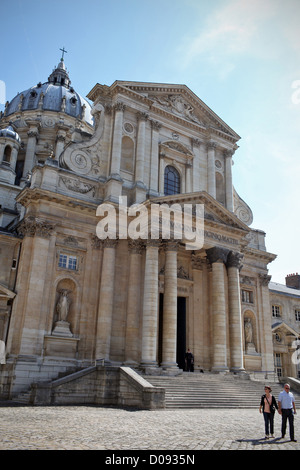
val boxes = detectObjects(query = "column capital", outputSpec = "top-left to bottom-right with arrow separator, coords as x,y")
206,140 -> 217,151
259,273 -> 272,286
150,119 -> 162,131
114,102 -> 126,112
128,239 -> 144,254
137,111 -> 149,122
224,148 -> 234,158
227,251 -> 243,270
206,246 -> 229,265
146,239 -> 161,249
191,254 -> 205,270
17,216 -> 55,238
191,138 -> 202,148
102,238 -> 118,249
162,240 -> 179,252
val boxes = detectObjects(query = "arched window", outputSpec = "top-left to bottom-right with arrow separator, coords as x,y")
164,165 -> 180,195
3,145 -> 12,163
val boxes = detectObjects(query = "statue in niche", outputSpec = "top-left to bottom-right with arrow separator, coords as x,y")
56,289 -> 70,322
244,318 -> 256,353
244,318 -> 253,344
52,289 -> 73,337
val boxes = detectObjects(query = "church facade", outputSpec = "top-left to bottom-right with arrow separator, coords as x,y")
0,58 -> 297,400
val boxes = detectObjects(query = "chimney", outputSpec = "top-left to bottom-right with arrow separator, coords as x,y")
285,273 -> 300,290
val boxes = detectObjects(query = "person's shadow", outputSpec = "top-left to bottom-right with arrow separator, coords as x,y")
236,437 -> 288,446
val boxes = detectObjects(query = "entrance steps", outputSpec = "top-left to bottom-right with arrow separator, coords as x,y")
144,372 -> 300,409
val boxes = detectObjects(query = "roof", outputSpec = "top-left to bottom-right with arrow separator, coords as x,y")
3,60 -> 93,127
269,281 -> 300,298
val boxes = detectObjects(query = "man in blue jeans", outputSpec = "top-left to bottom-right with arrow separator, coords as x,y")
278,383 -> 297,442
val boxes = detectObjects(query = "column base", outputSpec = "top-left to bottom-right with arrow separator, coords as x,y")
140,360 -> 159,375
211,366 -> 230,374
161,361 -> 178,370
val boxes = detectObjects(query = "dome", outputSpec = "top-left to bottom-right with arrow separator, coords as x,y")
0,124 -> 21,144
4,60 -> 93,127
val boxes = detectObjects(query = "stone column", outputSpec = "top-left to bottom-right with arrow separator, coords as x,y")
206,247 -> 229,372
185,160 -> 192,193
161,241 -> 178,370
95,239 -> 118,362
191,138 -> 201,192
149,120 -> 161,196
124,240 -> 143,365
141,240 -> 159,369
207,141 -> 216,199
22,126 -> 39,183
135,112 -> 148,184
227,251 -> 245,372
224,149 -> 234,211
7,217 -> 55,356
110,102 -> 125,177
258,273 -> 274,375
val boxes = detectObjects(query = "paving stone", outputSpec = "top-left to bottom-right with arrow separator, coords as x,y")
0,405 -> 299,451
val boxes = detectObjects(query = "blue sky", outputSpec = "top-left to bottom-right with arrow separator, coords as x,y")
1,0 -> 300,284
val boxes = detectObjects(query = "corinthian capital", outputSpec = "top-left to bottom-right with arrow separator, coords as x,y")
227,251 -> 243,269
137,111 -> 149,122
114,102 -> 126,112
206,246 -> 229,265
17,216 -> 55,238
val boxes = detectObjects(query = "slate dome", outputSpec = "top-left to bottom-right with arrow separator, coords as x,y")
3,59 -> 93,127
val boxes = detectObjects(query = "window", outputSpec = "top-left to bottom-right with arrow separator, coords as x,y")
295,309 -> 300,322
164,165 -> 180,195
58,253 -> 77,271
274,353 -> 282,377
3,145 -> 12,164
241,289 -> 253,303
272,305 -> 281,318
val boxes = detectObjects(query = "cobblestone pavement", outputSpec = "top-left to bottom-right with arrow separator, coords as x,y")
0,405 -> 299,452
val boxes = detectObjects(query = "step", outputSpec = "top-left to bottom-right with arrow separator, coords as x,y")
144,373 -> 300,409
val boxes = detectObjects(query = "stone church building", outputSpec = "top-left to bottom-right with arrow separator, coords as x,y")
0,57 -> 298,403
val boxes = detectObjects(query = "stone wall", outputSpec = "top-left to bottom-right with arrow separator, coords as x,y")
29,366 -> 165,409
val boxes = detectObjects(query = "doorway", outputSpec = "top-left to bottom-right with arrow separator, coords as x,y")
158,294 -> 186,369
177,297 -> 186,370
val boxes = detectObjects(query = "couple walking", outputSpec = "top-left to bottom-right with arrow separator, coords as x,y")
259,383 -> 297,441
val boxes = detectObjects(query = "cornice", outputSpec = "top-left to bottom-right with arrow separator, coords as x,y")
15,186 -> 98,214
87,81 -> 240,143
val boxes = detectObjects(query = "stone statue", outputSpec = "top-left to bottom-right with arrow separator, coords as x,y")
56,290 -> 70,322
244,318 -> 256,353
244,318 -> 253,344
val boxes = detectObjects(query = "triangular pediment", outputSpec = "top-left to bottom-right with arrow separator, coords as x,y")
148,191 -> 250,233
87,81 -> 240,141
272,321 -> 299,337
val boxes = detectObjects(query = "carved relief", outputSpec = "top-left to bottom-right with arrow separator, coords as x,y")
233,187 -> 253,226
60,176 -> 96,196
149,94 -> 204,125
60,103 -> 105,176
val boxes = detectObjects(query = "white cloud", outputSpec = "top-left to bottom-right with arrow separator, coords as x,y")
179,0 -> 299,78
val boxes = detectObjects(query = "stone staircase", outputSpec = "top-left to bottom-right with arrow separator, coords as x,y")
144,373 -> 300,409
